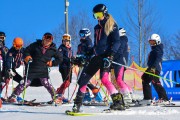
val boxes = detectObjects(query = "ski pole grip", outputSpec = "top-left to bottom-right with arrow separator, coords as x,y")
103,58 -> 111,68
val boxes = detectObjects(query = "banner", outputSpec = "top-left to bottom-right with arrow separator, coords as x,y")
152,60 -> 180,100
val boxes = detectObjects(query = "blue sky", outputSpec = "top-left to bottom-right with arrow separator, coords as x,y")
0,0 -> 180,48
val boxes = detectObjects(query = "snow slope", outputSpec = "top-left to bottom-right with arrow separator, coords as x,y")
1,67 -> 180,120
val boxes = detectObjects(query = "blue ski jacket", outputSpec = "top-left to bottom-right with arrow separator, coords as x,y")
114,35 -> 129,66
93,17 -> 121,57
58,44 -> 73,68
77,37 -> 93,55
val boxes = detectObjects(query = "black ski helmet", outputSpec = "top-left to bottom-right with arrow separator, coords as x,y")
93,4 -> 108,15
43,32 -> 53,40
0,31 -> 6,37
79,28 -> 91,38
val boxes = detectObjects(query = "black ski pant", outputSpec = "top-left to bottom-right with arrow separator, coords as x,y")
76,55 -> 107,96
59,66 -> 72,82
142,70 -> 168,100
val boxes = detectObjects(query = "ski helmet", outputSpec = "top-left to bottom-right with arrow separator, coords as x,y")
62,33 -> 71,41
13,37 -> 23,49
43,32 -> 53,41
0,31 -> 6,41
148,33 -> 161,45
79,28 -> 91,38
93,4 -> 108,19
119,28 -> 126,36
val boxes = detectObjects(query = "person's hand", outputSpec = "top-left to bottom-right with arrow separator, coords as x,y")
150,67 -> 156,73
7,69 -> 16,77
107,51 -> 115,62
147,67 -> 156,73
46,61 -> 52,67
24,56 -> 32,63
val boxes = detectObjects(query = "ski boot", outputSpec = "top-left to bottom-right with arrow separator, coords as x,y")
8,94 -> 17,103
16,96 -> 23,102
123,93 -> 133,105
54,94 -> 63,105
83,88 -> 91,102
93,92 -> 103,102
72,93 -> 84,113
138,99 -> 152,105
155,98 -> 170,105
110,93 -> 125,110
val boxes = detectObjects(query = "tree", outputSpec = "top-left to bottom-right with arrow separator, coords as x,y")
122,0 -> 161,67
163,31 -> 180,60
53,11 -> 94,54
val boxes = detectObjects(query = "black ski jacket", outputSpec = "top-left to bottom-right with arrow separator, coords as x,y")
147,43 -> 163,72
24,40 -> 63,79
6,47 -> 25,70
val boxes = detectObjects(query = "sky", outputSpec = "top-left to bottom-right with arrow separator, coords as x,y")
0,0 -> 180,48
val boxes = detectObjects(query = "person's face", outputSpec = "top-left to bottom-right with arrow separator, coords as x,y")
93,12 -> 105,20
0,36 -> 5,41
62,39 -> 70,47
149,40 -> 157,46
43,35 -> 53,46
14,44 -> 23,50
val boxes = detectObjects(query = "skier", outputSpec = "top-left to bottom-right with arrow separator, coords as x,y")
139,33 -> 168,105
0,31 -> 9,99
5,37 -> 25,84
56,34 -> 73,103
72,4 -> 125,113
112,28 -> 133,105
77,28 -> 103,102
8,32 -> 63,103
2,37 -> 25,102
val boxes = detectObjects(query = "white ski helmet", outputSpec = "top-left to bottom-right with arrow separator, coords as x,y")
62,33 -> 71,41
119,28 -> 126,36
148,33 -> 161,45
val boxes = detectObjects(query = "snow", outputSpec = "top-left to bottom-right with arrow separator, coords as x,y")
1,67 -> 180,120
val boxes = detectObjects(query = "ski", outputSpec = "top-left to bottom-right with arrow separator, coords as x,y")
83,102 -> 107,106
161,104 -> 180,107
2,99 -> 36,105
65,110 -> 96,116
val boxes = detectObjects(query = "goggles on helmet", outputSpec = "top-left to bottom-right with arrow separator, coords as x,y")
79,33 -> 86,38
63,39 -> 70,42
13,44 -> 23,50
0,36 -> 5,41
93,12 -> 104,19
62,35 -> 71,41
44,35 -> 53,41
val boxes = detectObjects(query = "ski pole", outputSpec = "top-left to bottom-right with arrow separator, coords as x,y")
70,66 -> 83,101
22,60 -> 32,103
103,58 -> 180,85
47,67 -> 57,105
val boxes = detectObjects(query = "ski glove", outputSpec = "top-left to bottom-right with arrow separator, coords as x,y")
46,61 -> 52,67
107,51 -> 115,62
24,56 -> 32,63
147,67 -> 156,73
7,69 -> 16,77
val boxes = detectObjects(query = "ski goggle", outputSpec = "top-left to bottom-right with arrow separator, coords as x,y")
13,44 -> 23,50
93,12 -> 104,19
63,39 -> 70,42
79,33 -> 85,38
62,35 -> 71,41
0,36 -> 5,41
44,35 -> 53,41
